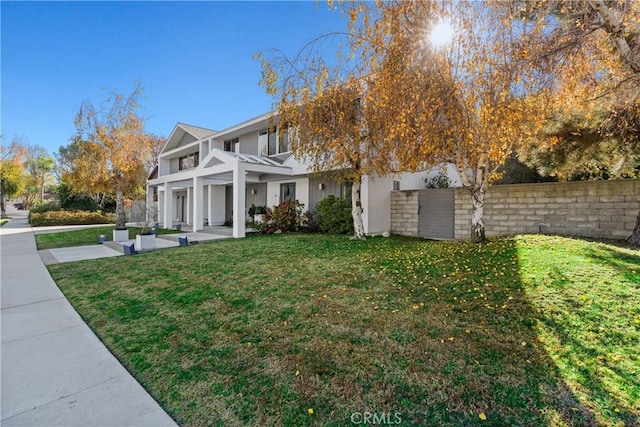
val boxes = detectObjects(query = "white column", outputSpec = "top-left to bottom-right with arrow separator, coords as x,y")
193,177 -> 204,231
232,164 -> 246,238
207,185 -> 213,226
146,185 -> 154,225
163,182 -> 174,229
186,187 -> 192,225
158,189 -> 164,224
209,186 -> 226,226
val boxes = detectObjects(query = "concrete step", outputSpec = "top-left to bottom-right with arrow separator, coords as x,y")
104,240 -> 126,253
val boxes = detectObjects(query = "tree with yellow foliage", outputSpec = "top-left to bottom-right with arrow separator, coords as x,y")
0,135 -> 26,217
73,82 -> 152,229
259,0 -> 548,242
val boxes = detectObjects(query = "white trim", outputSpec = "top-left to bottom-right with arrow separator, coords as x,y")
160,140 -> 200,159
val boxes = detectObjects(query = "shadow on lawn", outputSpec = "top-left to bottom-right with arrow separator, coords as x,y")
379,239 -> 601,426
506,239 -> 638,427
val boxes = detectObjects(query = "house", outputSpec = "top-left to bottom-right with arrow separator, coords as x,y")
146,112 -> 460,238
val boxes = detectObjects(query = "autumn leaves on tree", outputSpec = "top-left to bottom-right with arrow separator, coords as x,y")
259,0 -> 639,243
259,0 -> 548,242
72,82 -> 157,229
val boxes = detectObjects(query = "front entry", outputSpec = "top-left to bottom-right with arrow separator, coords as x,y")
176,194 -> 186,223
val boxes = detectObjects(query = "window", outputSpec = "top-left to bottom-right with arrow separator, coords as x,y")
279,127 -> 290,153
280,183 -> 296,203
268,127 -> 277,155
224,138 -> 239,152
259,126 -> 291,156
341,180 -> 352,200
179,152 -> 199,170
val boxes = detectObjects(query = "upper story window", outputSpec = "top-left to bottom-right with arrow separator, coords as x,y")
279,127 -> 290,153
179,152 -> 199,170
224,138 -> 239,152
259,126 -> 290,156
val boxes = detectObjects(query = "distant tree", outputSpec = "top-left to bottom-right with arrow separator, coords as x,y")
23,145 -> 55,207
493,154 -> 556,185
522,109 -> 639,181
73,82 -> 152,229
142,133 -> 167,174
57,137 -> 113,209
0,135 -> 26,216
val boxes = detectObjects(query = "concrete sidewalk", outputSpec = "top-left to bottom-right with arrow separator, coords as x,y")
0,210 -> 177,426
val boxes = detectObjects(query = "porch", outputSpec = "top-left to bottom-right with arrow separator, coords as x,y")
147,149 -> 291,238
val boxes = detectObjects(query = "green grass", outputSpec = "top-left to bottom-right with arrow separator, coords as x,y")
35,226 -> 179,250
47,234 -> 639,426
0,218 -> 9,227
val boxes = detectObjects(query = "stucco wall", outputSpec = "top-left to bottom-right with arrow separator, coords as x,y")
363,176 -> 393,235
266,178 -> 310,211
238,132 -> 259,156
308,174 -> 343,212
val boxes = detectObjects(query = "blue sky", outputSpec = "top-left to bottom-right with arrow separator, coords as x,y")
1,1 -> 347,156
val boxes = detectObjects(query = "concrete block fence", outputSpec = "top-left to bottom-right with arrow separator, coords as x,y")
391,180 -> 640,241
390,190 -> 420,237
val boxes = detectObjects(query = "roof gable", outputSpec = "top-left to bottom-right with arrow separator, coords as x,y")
161,122 -> 217,154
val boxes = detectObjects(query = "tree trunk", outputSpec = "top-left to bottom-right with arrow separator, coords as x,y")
115,189 -> 127,229
627,210 -> 640,247
470,187 -> 487,243
0,182 -> 5,218
457,156 -> 489,243
351,177 -> 366,240
39,177 -> 45,203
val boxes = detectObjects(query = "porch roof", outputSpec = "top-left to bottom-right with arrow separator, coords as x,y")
147,148 -> 292,188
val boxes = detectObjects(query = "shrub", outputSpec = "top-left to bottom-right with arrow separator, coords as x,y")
423,171 -> 453,189
302,211 -> 320,233
247,220 -> 267,234
29,201 -> 61,214
29,210 -> 116,227
56,183 -> 102,212
63,195 -> 100,212
266,200 -> 304,232
248,204 -> 267,219
314,195 -> 354,234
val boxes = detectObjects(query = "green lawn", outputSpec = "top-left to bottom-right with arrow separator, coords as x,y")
35,226 -> 179,250
0,218 -> 9,227
47,234 -> 639,426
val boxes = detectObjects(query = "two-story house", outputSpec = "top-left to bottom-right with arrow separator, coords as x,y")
147,112 -> 458,238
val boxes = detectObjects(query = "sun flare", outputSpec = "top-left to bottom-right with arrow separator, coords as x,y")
429,19 -> 454,48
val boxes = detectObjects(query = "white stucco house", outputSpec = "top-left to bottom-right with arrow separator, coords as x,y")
146,112 -> 460,238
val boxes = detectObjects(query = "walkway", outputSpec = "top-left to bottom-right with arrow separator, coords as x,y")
0,207 -> 177,426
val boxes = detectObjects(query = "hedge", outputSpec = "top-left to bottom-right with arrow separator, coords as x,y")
29,210 -> 116,227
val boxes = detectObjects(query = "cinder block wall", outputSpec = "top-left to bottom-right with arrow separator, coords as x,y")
390,190 -> 419,236
454,180 -> 640,240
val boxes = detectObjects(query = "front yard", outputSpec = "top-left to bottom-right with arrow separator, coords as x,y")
35,226 -> 178,250
48,234 -> 639,426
